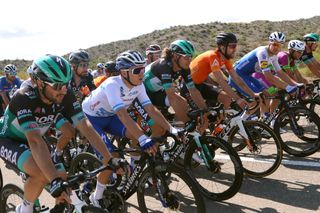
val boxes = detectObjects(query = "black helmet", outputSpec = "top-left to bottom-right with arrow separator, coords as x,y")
69,49 -> 90,64
104,61 -> 117,72
216,33 -> 238,45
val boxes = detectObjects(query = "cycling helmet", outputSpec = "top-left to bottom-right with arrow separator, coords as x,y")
288,40 -> 305,51
116,50 -> 146,70
97,63 -> 104,69
69,49 -> 90,64
26,65 -> 33,74
104,61 -> 117,72
269,32 -> 286,43
33,54 -> 72,84
169,40 -> 195,57
216,33 -> 238,45
146,44 -> 161,55
4,64 -> 17,76
303,33 -> 319,42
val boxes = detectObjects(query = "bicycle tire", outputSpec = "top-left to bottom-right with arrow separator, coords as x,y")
228,120 -> 283,177
69,152 -> 103,175
184,136 -> 243,201
0,169 -> 3,192
136,163 -> 206,213
1,184 -> 24,213
274,105 -> 320,157
82,205 -> 106,212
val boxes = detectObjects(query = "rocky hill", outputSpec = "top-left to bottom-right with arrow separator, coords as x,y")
1,16 -> 319,79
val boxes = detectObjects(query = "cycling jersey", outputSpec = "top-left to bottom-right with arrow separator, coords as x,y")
0,86 -> 84,171
190,49 -> 233,84
82,75 -> 151,153
277,51 -> 300,75
234,46 -> 281,76
93,75 -> 107,87
301,50 -> 315,64
82,76 -> 151,117
0,76 -> 22,92
69,73 -> 96,102
143,58 -> 195,93
20,78 -> 33,89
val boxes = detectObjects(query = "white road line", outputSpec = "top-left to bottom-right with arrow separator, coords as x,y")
215,155 -> 320,167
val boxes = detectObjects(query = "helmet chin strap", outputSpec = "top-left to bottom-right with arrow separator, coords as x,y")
122,72 -> 138,87
40,84 -> 55,103
218,44 -> 231,60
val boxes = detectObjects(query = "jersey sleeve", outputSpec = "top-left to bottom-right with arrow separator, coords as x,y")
9,94 -> 39,133
137,84 -> 152,106
256,49 -> 272,72
160,69 -> 174,90
61,90 -> 85,127
104,81 -> 125,112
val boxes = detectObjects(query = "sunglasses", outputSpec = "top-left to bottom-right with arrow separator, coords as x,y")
78,63 -> 89,68
228,43 -> 237,49
176,53 -> 193,60
125,67 -> 145,75
43,81 -> 68,90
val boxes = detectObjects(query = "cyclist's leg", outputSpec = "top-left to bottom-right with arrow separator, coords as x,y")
0,139 -> 49,212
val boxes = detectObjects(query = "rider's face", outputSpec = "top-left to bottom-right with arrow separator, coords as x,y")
176,53 -> 192,70
269,42 -> 283,55
75,62 -> 89,77
42,81 -> 68,104
226,43 -> 237,59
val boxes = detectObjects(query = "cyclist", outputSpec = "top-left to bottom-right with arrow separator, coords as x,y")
144,39 -> 207,125
277,40 -> 308,84
82,50 -> 180,207
301,33 -> 320,78
190,32 -> 255,109
0,55 -> 120,213
20,65 -> 36,89
91,62 -> 106,79
93,61 -> 119,87
228,32 -> 298,116
68,49 -> 96,101
145,44 -> 162,64
0,64 -> 22,115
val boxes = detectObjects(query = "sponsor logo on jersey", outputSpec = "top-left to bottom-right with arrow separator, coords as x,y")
35,115 -> 55,124
260,61 -> 268,69
120,87 -> 125,97
73,101 -> 81,109
128,90 -> 138,96
211,59 -> 219,67
0,145 -> 18,165
90,101 -> 100,111
17,109 -> 32,117
161,74 -> 171,80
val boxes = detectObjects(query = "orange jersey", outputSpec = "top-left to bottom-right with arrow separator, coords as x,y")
190,49 -> 233,84
94,76 -> 107,87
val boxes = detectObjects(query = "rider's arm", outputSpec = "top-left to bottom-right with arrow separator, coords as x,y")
144,104 -> 172,131
211,70 -> 240,100
115,107 -> 145,139
26,130 -> 61,181
76,118 -> 112,164
305,60 -> 320,78
275,69 -> 297,86
294,69 -> 308,84
263,71 -> 287,89
228,68 -> 256,97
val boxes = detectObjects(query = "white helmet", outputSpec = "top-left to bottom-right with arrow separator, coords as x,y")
96,63 -> 104,69
116,50 -> 146,70
26,65 -> 33,74
4,64 -> 17,76
288,40 -> 305,51
269,32 -> 286,44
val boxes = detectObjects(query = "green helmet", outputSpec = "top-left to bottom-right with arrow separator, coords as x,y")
303,33 -> 319,42
170,39 -> 195,57
33,54 -> 72,84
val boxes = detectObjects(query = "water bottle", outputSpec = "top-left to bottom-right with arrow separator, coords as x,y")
159,145 -> 170,162
212,124 -> 224,136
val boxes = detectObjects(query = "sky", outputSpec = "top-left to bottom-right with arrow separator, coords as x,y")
0,0 -> 319,60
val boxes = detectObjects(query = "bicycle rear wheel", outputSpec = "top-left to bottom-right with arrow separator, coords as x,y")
228,120 -> 283,177
184,136 -> 243,201
274,106 -> 320,157
136,163 -> 205,213
1,184 -> 24,213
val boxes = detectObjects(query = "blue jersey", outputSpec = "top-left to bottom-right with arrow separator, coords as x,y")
0,76 -> 22,92
234,46 -> 281,76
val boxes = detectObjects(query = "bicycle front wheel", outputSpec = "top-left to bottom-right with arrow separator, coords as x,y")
136,163 -> 205,213
274,106 -> 320,157
1,184 -> 24,213
184,136 -> 243,201
228,120 -> 283,177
